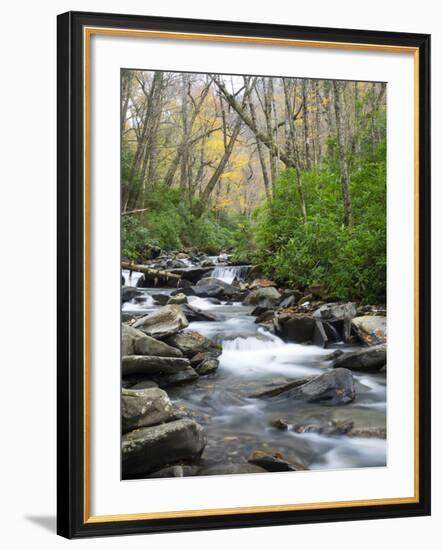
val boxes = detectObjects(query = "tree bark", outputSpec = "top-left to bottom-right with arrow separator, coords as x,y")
333,81 -> 354,227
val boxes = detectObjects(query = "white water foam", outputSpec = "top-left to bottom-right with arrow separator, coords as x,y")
210,265 -> 250,284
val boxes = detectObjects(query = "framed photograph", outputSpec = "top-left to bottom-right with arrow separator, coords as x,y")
57,11 -> 431,538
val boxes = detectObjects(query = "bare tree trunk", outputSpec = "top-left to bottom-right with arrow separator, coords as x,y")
333,81 -> 354,227
247,84 -> 271,200
314,80 -> 322,165
301,80 -> 312,170
282,78 -> 307,223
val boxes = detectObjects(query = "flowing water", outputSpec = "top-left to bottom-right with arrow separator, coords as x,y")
210,265 -> 251,284
123,265 -> 387,474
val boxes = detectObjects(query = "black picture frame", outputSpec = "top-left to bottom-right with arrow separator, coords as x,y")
57,10 -> 431,539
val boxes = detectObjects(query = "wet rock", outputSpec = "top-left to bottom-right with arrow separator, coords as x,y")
248,450 -> 297,472
122,324 -> 183,357
152,366 -> 199,388
122,418 -> 206,477
243,287 -> 281,308
249,377 -> 315,398
323,349 -> 344,361
254,309 -> 275,324
192,277 -> 239,300
311,319 -> 341,348
121,387 -> 174,433
292,419 -> 354,436
189,350 -> 221,366
348,427 -> 387,439
151,293 -> 170,305
195,358 -> 219,375
352,316 -> 387,345
332,344 -> 386,372
313,302 -> 357,321
270,418 -> 289,430
271,368 -> 356,405
250,305 -> 271,317
122,287 -> 143,303
129,380 -> 159,390
122,355 -> 191,377
313,302 -> 357,341
167,292 -> 188,305
165,331 -> 221,358
275,313 -> 315,343
181,304 -> 218,322
132,305 -> 189,339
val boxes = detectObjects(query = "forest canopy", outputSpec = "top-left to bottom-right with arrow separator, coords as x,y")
121,70 -> 386,303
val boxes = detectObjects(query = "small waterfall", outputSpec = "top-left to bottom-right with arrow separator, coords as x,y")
211,265 -> 250,284
122,269 -> 143,287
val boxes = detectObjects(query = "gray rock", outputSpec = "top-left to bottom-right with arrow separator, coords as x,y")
153,366 -> 199,388
292,419 -> 354,436
129,380 -> 159,390
151,293 -> 170,305
181,304 -> 218,322
192,277 -> 239,299
167,293 -> 188,305
122,324 -> 183,357
122,418 -> 206,476
190,351 -> 220,366
164,331 -> 221,358
276,313 -> 316,343
195,358 -> 219,375
243,287 -> 281,308
132,305 -> 189,338
122,287 -> 143,303
348,427 -> 387,439
121,387 -> 173,433
313,302 -> 357,341
352,316 -> 387,345
271,368 -> 356,406
333,344 -> 386,371
122,355 -> 190,377
248,450 -> 297,472
311,319 -> 341,348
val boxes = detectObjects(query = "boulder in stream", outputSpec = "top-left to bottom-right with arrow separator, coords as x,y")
351,315 -> 387,345
181,303 -> 218,322
332,344 -> 386,371
248,450 -> 298,472
192,277 -> 239,300
152,366 -> 199,388
243,286 -> 281,308
122,324 -> 183,357
132,304 -> 189,338
122,287 -> 143,303
121,387 -> 174,433
167,292 -> 188,305
122,418 -> 206,477
122,355 -> 191,377
164,331 -> 222,359
270,368 -> 356,406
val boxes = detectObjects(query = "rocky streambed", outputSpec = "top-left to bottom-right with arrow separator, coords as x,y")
121,253 -> 387,479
